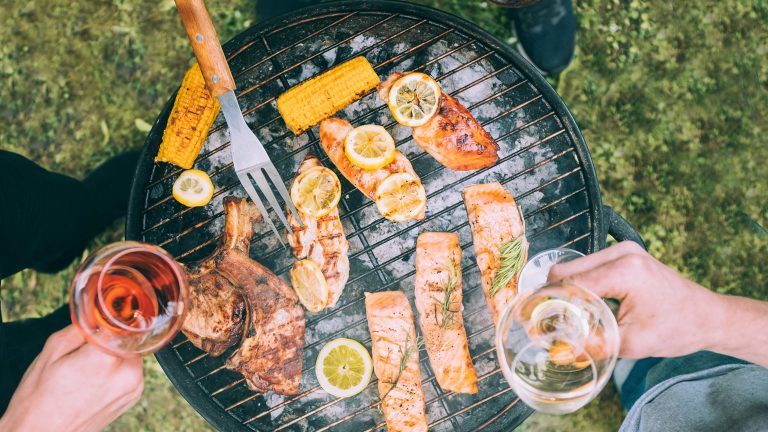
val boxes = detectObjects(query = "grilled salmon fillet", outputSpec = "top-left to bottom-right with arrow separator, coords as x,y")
365,291 -> 428,432
181,197 -> 259,356
415,232 -> 478,394
463,182 -> 528,326
287,154 -> 350,307
319,117 -> 426,220
379,72 -> 499,171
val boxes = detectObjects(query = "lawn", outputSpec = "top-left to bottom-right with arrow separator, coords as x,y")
1,0 -> 766,431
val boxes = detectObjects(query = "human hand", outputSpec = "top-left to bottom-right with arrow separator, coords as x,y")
0,325 -> 144,432
547,241 -> 722,359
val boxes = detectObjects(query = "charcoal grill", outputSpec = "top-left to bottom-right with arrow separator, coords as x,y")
126,1 -> 643,430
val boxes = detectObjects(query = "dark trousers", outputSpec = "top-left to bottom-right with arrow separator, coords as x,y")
0,150 -> 138,415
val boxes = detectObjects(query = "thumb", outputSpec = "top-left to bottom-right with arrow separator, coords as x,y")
559,257 -> 634,301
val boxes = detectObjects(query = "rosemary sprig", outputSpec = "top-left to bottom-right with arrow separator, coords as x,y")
432,257 -> 459,329
490,236 -> 527,297
380,330 -> 424,403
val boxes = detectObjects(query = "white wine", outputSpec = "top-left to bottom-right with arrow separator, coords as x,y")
496,281 -> 619,414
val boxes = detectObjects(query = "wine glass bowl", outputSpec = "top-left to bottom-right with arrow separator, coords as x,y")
517,247 -> 585,295
496,282 -> 620,414
70,241 -> 188,357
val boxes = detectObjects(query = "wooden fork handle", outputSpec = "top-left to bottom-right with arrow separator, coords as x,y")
175,0 -> 236,97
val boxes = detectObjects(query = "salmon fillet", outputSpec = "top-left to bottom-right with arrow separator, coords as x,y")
463,182 -> 528,326
378,72 -> 499,171
414,232 -> 478,394
287,154 -> 350,307
319,117 -> 425,220
365,291 -> 428,432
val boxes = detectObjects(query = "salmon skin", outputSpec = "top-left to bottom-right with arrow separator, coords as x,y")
463,182 -> 528,326
415,232 -> 478,394
365,291 -> 428,432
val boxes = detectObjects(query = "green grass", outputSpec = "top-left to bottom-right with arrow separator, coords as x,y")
1,0 -> 766,431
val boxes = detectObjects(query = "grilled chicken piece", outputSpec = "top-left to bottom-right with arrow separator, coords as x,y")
287,154 -> 350,307
365,291 -> 428,432
414,232 -> 478,394
463,182 -> 527,325
378,72 -> 499,171
181,197 -> 260,356
319,117 -> 426,220
220,250 -> 305,395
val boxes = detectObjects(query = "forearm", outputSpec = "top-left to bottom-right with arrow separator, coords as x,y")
703,293 -> 768,368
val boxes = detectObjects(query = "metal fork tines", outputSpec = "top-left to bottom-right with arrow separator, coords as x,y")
218,91 -> 302,245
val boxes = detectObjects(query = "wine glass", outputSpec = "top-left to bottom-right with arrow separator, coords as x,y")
517,247 -> 585,295
496,281 -> 620,413
69,241 -> 188,357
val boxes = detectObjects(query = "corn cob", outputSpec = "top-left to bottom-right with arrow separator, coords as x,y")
277,56 -> 380,135
155,63 -> 220,169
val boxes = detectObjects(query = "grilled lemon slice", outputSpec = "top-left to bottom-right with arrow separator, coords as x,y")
374,172 -> 427,222
290,166 -> 342,218
387,72 -> 441,127
344,125 -> 396,170
290,259 -> 330,313
316,338 -> 373,398
172,169 -> 214,207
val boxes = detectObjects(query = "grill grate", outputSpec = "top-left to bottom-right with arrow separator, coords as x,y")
127,2 -> 603,431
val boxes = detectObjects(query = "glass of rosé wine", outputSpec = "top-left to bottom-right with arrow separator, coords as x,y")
69,241 -> 188,357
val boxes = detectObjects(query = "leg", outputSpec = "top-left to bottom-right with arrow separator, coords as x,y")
509,0 -> 576,76
0,150 -> 138,414
0,305 -> 70,415
0,150 -> 139,279
613,352 -> 749,411
256,0 -> 315,22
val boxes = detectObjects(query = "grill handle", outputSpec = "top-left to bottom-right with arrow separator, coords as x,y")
175,0 -> 236,97
603,206 -> 646,250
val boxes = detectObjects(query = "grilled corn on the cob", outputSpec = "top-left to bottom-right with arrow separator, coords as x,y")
155,63 -> 220,169
277,57 -> 380,135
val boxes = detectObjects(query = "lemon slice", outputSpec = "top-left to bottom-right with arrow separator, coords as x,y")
316,338 -> 373,398
172,169 -> 214,207
387,72 -> 441,127
290,259 -> 330,312
374,172 -> 427,222
344,125 -> 396,170
290,166 -> 342,218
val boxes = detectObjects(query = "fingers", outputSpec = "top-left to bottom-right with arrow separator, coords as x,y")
548,241 -> 646,282
79,357 -> 144,432
554,254 -> 648,300
40,325 -> 87,361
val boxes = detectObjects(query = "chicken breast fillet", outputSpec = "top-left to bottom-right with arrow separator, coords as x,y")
287,154 -> 350,307
379,72 -> 499,171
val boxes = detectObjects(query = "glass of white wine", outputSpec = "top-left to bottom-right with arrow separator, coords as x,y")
496,279 -> 620,413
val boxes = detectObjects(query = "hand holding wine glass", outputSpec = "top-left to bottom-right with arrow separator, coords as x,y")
0,326 -> 144,432
547,241 -> 722,359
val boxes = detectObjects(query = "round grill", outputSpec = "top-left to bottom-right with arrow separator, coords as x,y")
126,1 -> 605,430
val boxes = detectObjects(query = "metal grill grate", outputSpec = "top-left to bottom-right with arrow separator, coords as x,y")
126,2 -> 603,431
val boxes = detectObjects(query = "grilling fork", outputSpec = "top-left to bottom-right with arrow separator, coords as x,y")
175,0 -> 302,244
